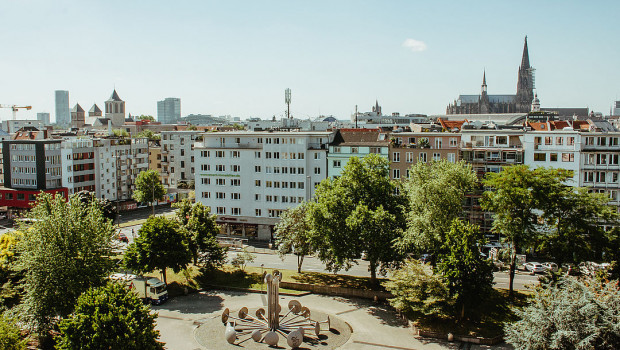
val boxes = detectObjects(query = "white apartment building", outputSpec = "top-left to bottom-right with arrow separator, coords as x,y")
580,133 -> 620,206
61,138 -> 96,196
195,131 -> 335,241
522,130 -> 581,185
93,137 -> 149,204
160,131 -> 199,188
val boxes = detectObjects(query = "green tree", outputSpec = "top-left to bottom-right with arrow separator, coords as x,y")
186,124 -> 198,131
137,115 -> 155,122
173,199 -> 225,267
74,190 -> 116,222
400,160 -> 477,255
136,129 -> 161,141
56,282 -> 164,350
436,219 -> 494,320
308,154 -> 406,283
482,165 -> 542,298
275,202 -> 314,273
0,231 -> 22,310
539,186 -> 616,266
133,170 -> 166,217
230,248 -> 255,273
0,313 -> 27,350
505,278 -> 620,350
16,193 -> 115,333
112,129 -> 129,137
123,217 -> 190,285
383,259 -> 450,317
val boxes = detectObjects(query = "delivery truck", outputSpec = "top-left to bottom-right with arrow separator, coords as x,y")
109,273 -> 169,305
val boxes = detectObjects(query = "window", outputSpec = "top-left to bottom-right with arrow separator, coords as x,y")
556,137 -> 563,145
232,151 -> 240,158
255,209 -> 262,216
314,167 -> 321,175
255,180 -> 261,187
232,165 -> 241,172
598,137 -> 607,146
216,178 -> 225,185
596,172 -> 606,183
216,165 -> 225,172
216,192 -> 225,199
231,179 -> 240,186
255,166 -> 261,172
585,137 -> 594,146
351,147 -> 359,154
393,169 -> 400,179
562,153 -> 574,162
201,178 -> 210,185
419,152 -> 427,163
408,137 -> 416,145
370,147 -> 381,154
597,154 -> 607,165
393,152 -> 400,162
268,210 -> 283,218
550,153 -> 558,162
496,136 -> 507,145
231,193 -> 241,200
406,152 -> 414,163
433,153 -> 441,161
567,137 -> 575,146
333,160 -> 341,168
202,192 -> 210,199
449,137 -> 458,147
406,169 -> 410,178
217,207 -> 226,215
435,138 -> 442,149
255,194 -> 261,201
266,195 -> 273,202
216,151 -> 225,158
583,172 -> 594,182
534,153 -> 547,161
266,181 -> 272,188
314,153 -> 321,160
255,151 -> 261,158
298,182 -> 304,189
266,152 -> 272,159
333,147 -> 341,153
544,137 -> 552,145
447,153 -> 456,163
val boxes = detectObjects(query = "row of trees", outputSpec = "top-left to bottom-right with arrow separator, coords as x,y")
276,154 -> 618,317
0,191 -> 225,347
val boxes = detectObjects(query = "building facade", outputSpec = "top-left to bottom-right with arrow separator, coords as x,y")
388,132 -> 461,180
327,129 -> 389,178
157,98 -> 181,124
61,138 -> 96,196
55,90 -> 70,126
37,112 -> 50,125
194,131 -> 334,241
160,131 -> 198,187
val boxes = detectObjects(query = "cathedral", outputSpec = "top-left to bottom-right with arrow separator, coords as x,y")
446,37 -> 535,114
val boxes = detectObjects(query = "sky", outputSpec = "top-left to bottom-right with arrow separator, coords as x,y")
0,0 -> 619,122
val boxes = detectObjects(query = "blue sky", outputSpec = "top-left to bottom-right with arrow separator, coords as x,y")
0,0 -> 619,122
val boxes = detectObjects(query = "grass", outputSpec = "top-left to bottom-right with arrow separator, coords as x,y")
411,288 -> 530,339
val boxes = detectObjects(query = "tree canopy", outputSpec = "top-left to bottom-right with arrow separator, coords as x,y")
123,216 -> 190,285
133,170 -> 166,216
308,154 -> 406,283
137,115 -> 155,122
173,199 -> 225,268
56,282 -> 164,350
505,278 -> 620,350
16,193 -> 115,333
436,219 -> 494,319
400,159 -> 478,255
275,202 -> 314,273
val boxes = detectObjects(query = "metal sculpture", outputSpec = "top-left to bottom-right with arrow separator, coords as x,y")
221,271 -> 329,348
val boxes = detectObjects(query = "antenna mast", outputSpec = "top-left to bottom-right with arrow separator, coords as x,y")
285,88 -> 291,119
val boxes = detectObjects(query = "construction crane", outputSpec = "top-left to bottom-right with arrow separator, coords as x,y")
0,104 -> 32,120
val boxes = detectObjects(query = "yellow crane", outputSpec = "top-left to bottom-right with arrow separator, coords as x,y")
0,104 -> 32,120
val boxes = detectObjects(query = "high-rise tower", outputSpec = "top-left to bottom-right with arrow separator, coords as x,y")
516,36 -> 535,113
157,98 -> 181,124
55,90 -> 70,126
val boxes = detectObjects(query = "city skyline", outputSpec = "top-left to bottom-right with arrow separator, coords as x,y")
1,0 -> 619,122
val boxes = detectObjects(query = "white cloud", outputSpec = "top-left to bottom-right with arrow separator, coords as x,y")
402,38 -> 427,52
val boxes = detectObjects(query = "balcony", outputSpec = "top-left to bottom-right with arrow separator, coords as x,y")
203,143 -> 262,149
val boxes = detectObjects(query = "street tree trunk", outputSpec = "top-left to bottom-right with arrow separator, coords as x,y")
369,260 -> 377,285
152,201 -> 155,217
297,254 -> 304,273
161,269 -> 167,285
509,245 -> 517,299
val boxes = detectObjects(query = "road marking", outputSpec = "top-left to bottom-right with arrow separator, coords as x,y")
353,340 -> 418,349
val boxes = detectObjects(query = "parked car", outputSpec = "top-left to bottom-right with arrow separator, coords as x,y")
524,262 -> 545,273
542,262 -> 558,272
116,232 -> 129,243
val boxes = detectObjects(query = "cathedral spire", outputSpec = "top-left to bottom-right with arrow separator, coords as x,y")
481,70 -> 487,93
520,36 -> 530,69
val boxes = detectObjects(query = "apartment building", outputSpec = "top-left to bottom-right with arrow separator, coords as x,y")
93,137 -> 149,204
61,138 -> 96,195
522,121 -> 582,185
148,141 -> 162,172
160,131 -> 198,188
580,132 -> 620,207
327,129 -> 389,178
195,131 -> 334,241
0,139 -> 67,210
388,132 -> 461,180
460,126 -> 525,233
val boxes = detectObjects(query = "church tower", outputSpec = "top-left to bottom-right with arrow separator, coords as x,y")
480,70 -> 490,114
516,36 -> 535,113
105,89 -> 126,128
